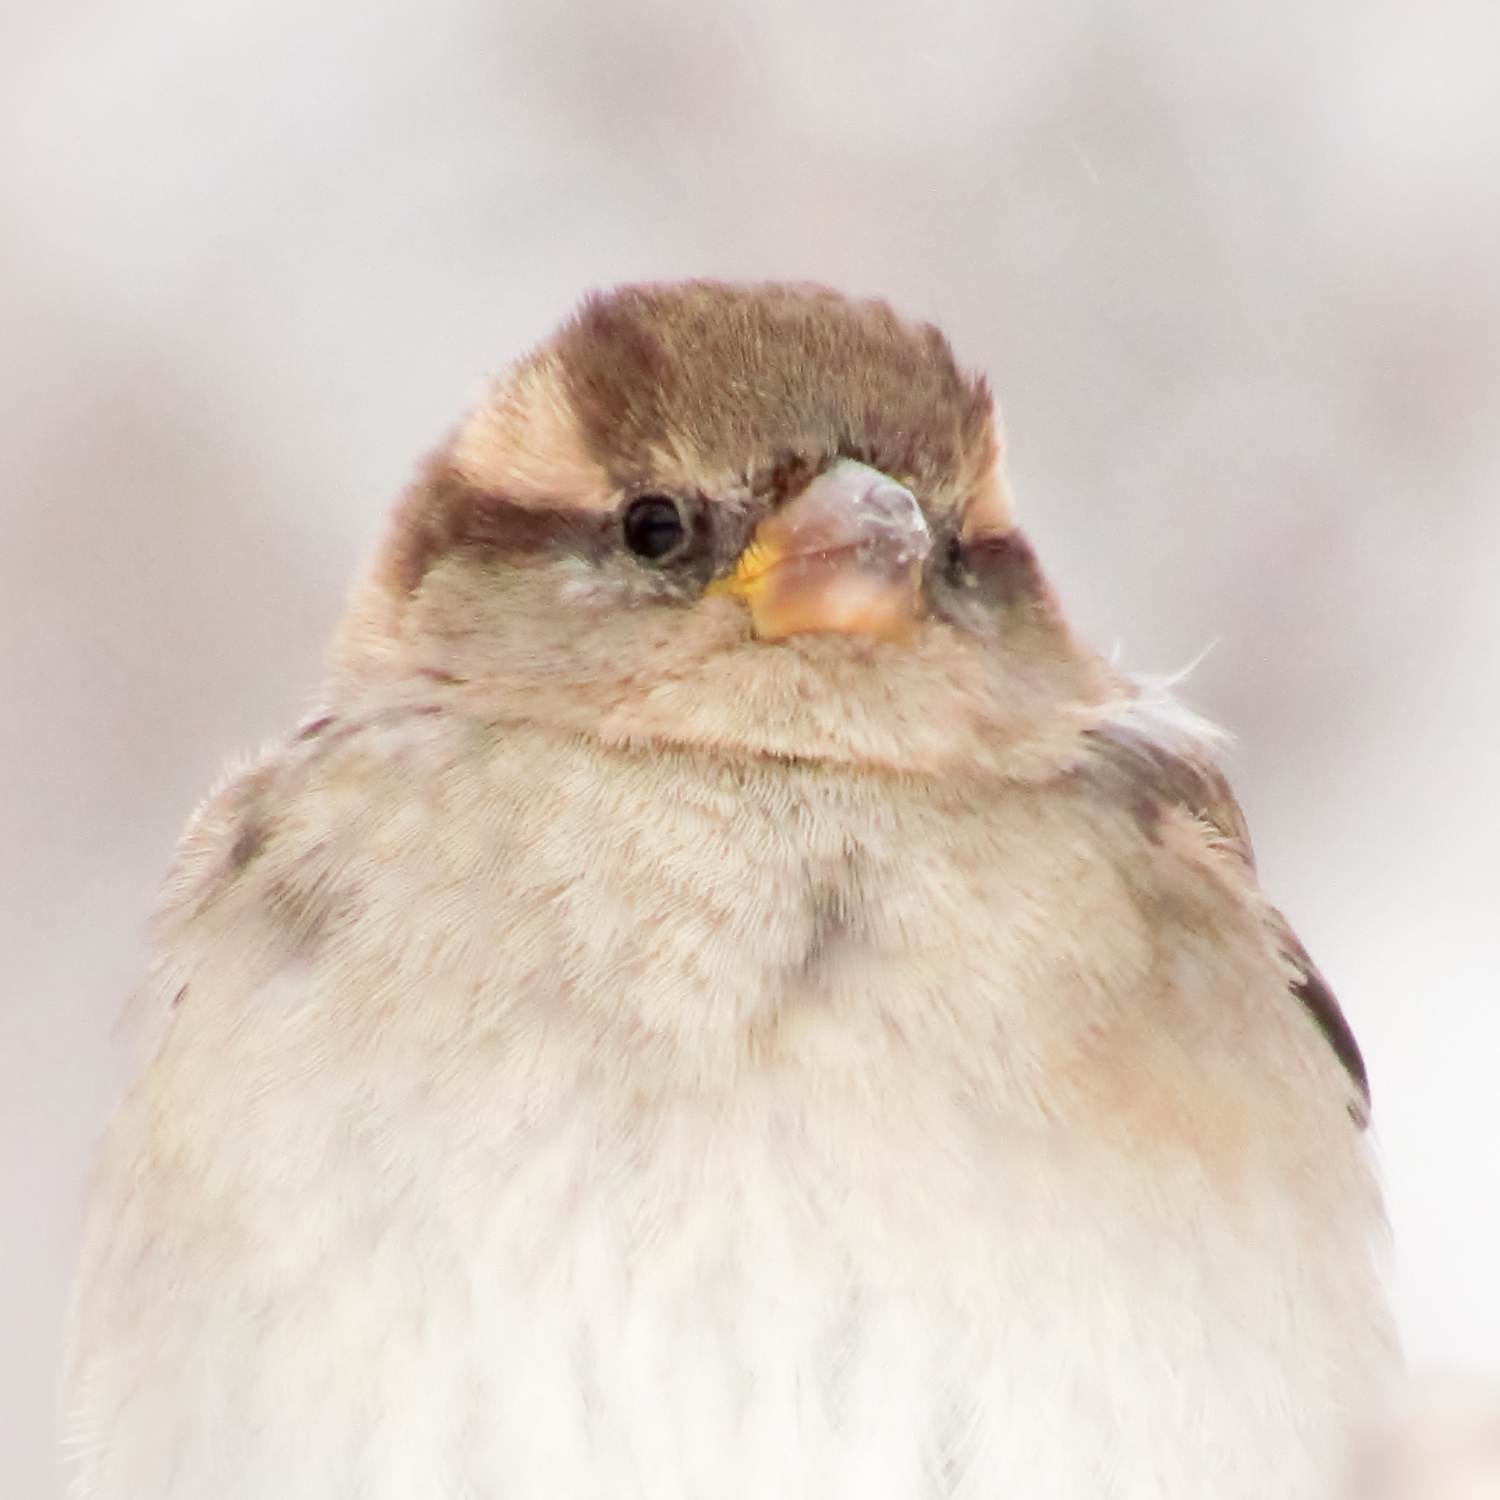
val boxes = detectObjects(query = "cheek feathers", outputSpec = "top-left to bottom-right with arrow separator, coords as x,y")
336,364 -> 621,682
333,487 -> 614,694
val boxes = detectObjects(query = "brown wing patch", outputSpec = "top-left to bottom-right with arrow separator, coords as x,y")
1080,721 -> 1252,864
1271,916 -> 1371,1126
1080,719 -> 1371,1122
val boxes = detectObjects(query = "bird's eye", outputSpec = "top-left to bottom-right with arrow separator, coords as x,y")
622,495 -> 688,561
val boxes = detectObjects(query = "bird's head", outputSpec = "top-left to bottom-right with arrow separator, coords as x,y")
334,281 -> 1118,774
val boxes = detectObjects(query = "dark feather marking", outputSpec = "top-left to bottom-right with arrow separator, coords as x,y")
555,293 -> 678,486
1080,723 -> 1252,863
954,531 -> 1065,627
1273,917 -> 1371,1126
209,806 -> 345,960
264,876 -> 348,954
800,881 -> 855,980
383,456 -> 618,598
445,496 -> 616,567
227,816 -> 269,875
1080,721 -> 1370,1120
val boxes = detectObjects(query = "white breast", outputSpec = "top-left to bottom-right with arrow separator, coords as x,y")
74,1069 -> 1386,1500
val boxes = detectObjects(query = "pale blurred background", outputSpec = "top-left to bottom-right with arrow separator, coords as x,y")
3,1 -> 1498,1494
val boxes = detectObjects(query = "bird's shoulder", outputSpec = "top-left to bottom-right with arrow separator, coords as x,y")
1067,705 -> 1370,1123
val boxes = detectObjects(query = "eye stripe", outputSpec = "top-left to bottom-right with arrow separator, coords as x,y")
388,462 -> 619,595
447,498 -> 615,566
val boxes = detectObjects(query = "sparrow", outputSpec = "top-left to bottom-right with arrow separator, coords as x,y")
67,281 -> 1397,1499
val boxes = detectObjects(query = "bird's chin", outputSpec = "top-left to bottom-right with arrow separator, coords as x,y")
586,626 -> 1116,780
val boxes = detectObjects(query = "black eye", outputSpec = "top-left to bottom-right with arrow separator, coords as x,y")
622,494 -> 688,561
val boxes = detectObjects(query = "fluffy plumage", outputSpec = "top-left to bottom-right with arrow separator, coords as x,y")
67,281 -> 1396,1499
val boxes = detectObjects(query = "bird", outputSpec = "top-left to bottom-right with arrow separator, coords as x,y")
66,280 -> 1398,1499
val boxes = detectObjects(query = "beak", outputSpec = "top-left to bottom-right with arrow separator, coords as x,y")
707,460 -> 931,642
